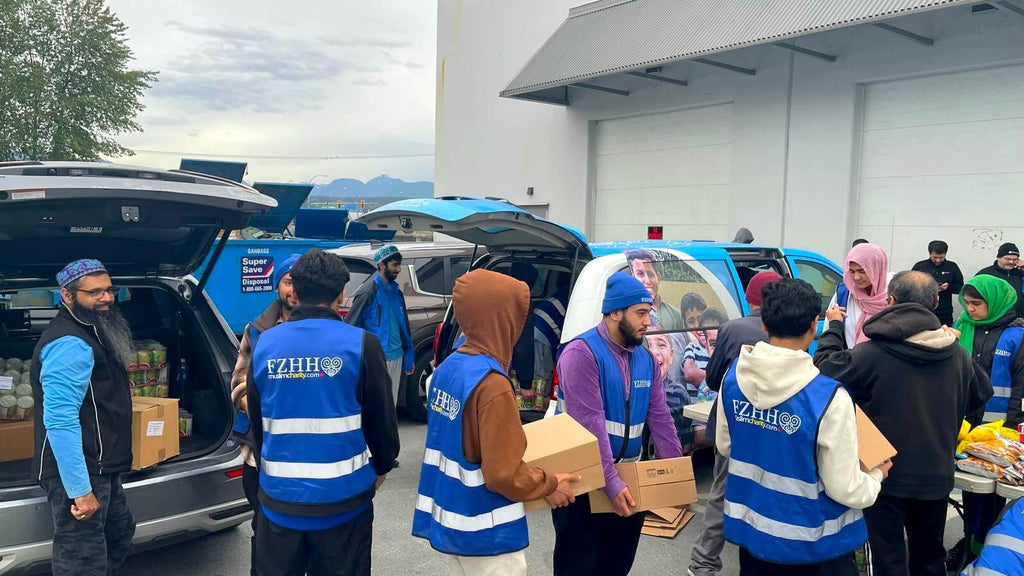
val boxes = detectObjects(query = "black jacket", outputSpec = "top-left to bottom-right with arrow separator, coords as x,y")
31,306 -> 134,482
703,311 -> 768,443
248,306 -> 400,516
968,312 -> 1024,428
813,303 -> 992,500
977,263 -> 1024,319
912,259 -> 964,322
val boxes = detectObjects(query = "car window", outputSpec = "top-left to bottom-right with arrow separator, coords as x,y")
413,257 -> 446,295
792,259 -> 841,316
446,257 -> 473,294
340,258 -> 376,294
623,249 -> 740,408
731,259 -> 785,292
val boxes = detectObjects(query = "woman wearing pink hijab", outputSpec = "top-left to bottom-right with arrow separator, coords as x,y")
826,243 -> 891,348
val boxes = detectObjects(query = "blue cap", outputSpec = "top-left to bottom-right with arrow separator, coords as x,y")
602,272 -> 653,314
373,244 -> 400,265
274,254 -> 302,289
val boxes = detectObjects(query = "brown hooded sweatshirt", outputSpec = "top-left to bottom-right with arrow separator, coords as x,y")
454,269 -> 557,501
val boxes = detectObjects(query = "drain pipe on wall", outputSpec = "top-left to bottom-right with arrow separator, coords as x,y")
779,51 -> 795,247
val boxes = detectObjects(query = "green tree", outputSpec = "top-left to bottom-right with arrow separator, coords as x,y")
0,0 -> 156,160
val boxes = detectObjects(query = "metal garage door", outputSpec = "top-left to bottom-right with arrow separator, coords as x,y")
591,103 -> 734,242
856,64 -> 1024,276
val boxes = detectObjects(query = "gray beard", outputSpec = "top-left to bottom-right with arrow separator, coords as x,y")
72,302 -> 136,369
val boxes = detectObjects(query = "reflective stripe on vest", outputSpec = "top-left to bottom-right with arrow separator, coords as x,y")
985,327 -> 1024,423
721,360 -> 867,564
252,318 -> 376,506
535,297 -> 566,349
577,327 -> 654,462
963,498 -> 1024,576
412,352 -> 529,556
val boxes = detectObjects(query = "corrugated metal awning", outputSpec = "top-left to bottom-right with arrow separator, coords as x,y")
501,0 -> 973,103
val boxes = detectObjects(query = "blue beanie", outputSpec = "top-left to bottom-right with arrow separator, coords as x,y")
274,253 -> 302,289
602,272 -> 653,314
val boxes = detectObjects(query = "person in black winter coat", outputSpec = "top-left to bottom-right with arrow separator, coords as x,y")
976,242 -> 1024,320
813,271 -> 992,576
911,240 -> 964,327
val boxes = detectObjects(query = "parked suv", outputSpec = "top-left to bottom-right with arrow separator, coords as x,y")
330,242 -> 485,422
0,161 -> 277,575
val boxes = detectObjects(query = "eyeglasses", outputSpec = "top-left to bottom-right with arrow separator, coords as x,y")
76,287 -> 120,299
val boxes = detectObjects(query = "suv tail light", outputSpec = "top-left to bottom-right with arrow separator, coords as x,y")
225,467 -> 244,479
432,323 -> 444,366
338,308 -> 349,319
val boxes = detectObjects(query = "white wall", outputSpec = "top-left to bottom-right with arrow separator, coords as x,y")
436,1 -> 1024,265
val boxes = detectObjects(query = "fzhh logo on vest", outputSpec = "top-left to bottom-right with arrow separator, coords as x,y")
264,356 -> 345,379
732,399 -> 802,435
430,387 -> 461,421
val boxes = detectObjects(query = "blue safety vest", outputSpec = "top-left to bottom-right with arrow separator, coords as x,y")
836,282 -> 850,309
984,327 -> 1024,423
721,361 -> 868,564
555,327 -> 654,462
252,319 -> 376,507
412,352 -> 529,556
963,498 -> 1024,576
534,295 -> 567,351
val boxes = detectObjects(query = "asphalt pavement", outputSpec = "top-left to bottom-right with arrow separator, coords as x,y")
117,417 -> 967,575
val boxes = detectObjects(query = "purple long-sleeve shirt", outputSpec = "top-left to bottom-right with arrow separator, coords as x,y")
557,322 -> 683,500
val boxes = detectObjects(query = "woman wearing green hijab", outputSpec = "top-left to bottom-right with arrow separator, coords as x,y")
947,275 -> 1024,571
955,275 -> 1024,426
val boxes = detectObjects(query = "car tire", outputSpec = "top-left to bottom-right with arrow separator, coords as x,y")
404,347 -> 433,423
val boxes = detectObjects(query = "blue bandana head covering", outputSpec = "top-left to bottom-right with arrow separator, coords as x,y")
373,244 -> 400,265
56,259 -> 108,288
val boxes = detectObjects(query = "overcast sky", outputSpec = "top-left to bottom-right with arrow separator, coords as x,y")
105,0 -> 436,184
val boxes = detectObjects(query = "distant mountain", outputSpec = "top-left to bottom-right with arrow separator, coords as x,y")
312,175 -> 433,199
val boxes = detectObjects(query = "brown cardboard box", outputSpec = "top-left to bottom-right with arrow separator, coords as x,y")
590,457 -> 697,514
856,407 -> 897,472
132,397 -> 180,470
522,414 -> 606,512
642,506 -> 695,538
0,419 -> 34,462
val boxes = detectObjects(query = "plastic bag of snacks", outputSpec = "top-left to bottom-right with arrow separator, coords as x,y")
965,437 -> 1024,468
956,420 -> 1020,456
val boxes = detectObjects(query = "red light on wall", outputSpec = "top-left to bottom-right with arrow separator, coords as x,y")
647,226 -> 664,240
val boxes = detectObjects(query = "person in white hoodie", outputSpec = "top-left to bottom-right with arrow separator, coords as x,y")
717,278 -> 891,576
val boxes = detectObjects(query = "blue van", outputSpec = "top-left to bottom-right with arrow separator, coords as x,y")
355,198 -> 843,419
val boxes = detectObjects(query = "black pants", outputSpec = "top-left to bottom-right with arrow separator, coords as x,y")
863,493 -> 947,576
255,505 -> 372,576
551,493 -> 645,576
42,472 -> 136,576
242,463 -> 260,576
738,548 -> 857,576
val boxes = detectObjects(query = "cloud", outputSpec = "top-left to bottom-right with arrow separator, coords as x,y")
404,61 -> 424,69
319,36 -> 411,48
150,22 -> 357,111
352,78 -> 388,87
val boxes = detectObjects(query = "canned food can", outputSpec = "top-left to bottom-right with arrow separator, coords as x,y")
146,369 -> 160,383
151,347 -> 167,367
135,350 -> 151,369
179,411 -> 193,438
157,384 -> 169,398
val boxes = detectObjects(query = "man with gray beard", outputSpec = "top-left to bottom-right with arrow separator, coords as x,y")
30,259 -> 136,576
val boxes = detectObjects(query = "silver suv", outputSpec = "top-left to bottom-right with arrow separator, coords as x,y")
0,161 -> 277,574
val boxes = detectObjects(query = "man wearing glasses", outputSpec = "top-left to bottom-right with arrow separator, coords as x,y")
30,259 -> 137,576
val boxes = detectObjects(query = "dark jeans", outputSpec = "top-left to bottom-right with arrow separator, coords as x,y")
551,493 -> 646,576
42,472 -> 136,576
738,548 -> 857,576
864,493 -> 948,576
255,505 -> 372,576
242,463 -> 260,576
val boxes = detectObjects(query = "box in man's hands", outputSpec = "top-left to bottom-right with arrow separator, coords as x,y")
522,414 -> 605,512
590,457 -> 697,514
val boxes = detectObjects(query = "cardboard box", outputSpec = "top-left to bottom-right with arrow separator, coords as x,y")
590,457 -> 697,514
642,506 -> 695,539
132,397 -> 180,470
0,419 -> 34,463
856,407 -> 897,472
522,414 -> 606,512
